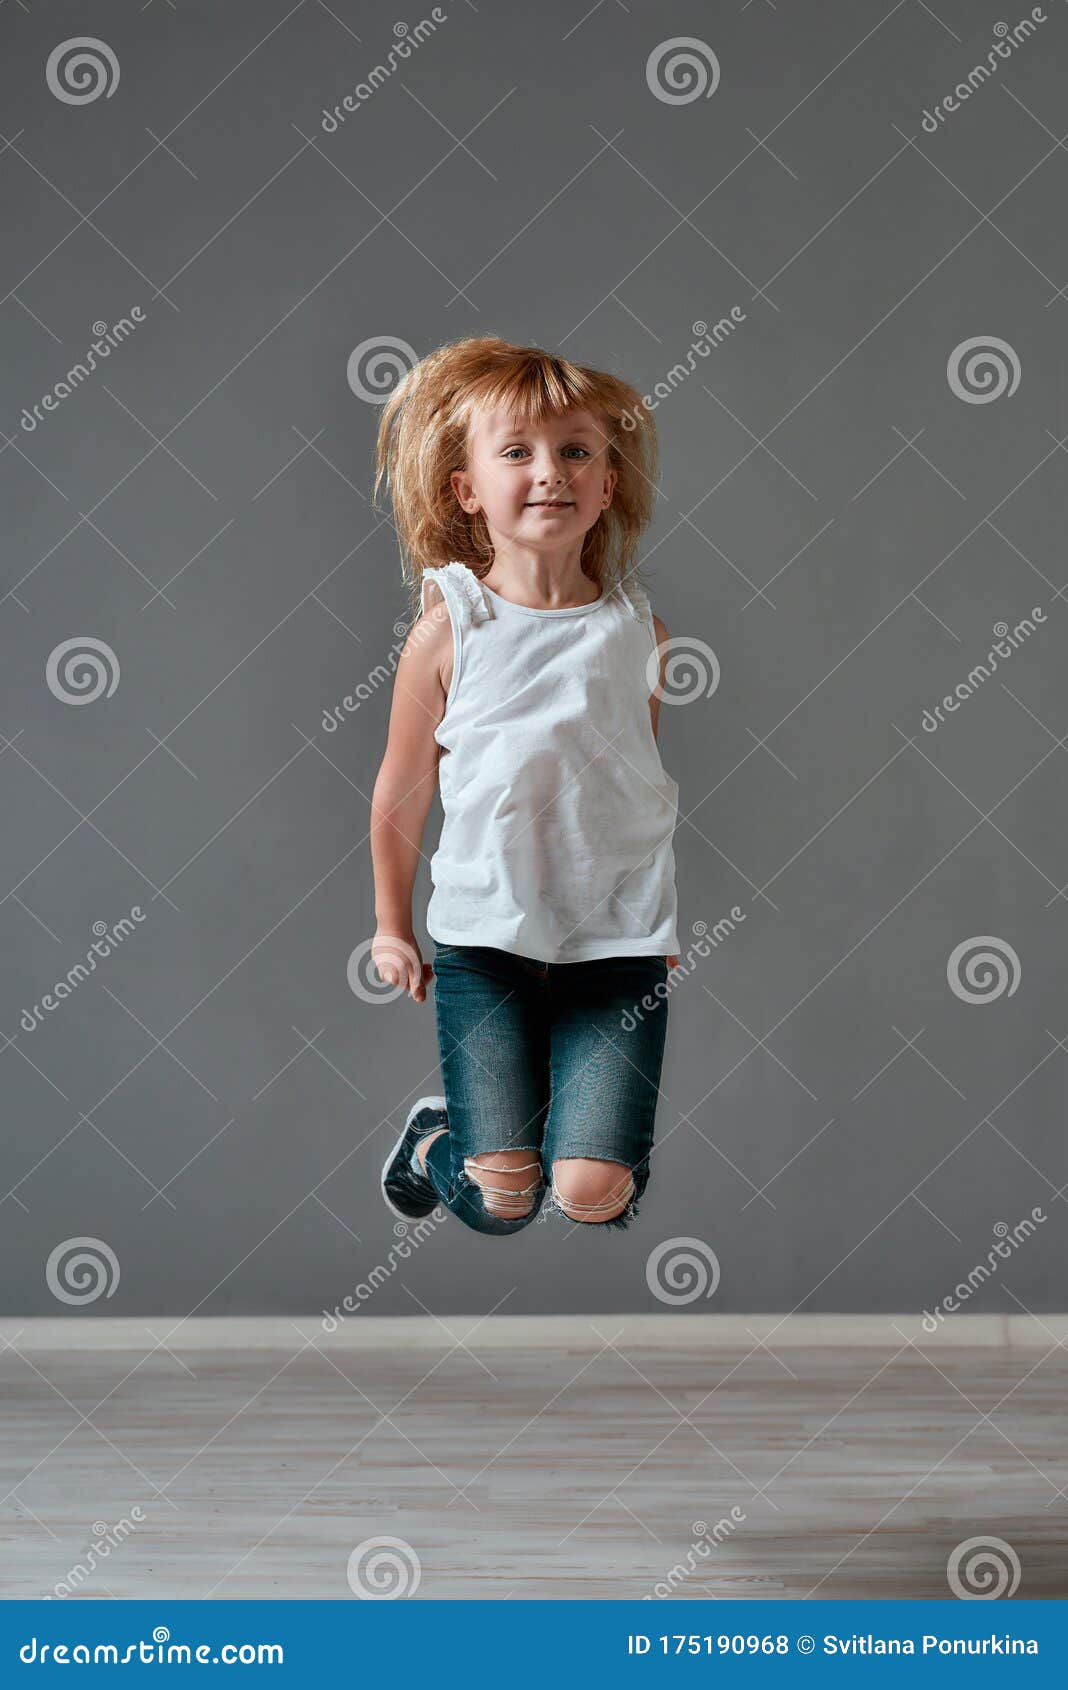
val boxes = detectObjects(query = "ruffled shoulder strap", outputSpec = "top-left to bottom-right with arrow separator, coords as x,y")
420,560 -> 491,626
610,577 -> 652,626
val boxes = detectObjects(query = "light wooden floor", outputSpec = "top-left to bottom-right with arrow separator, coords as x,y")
3,1328 -> 1065,1599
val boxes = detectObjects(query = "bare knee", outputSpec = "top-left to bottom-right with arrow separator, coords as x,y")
551,1158 -> 634,1223
465,1150 -> 543,1217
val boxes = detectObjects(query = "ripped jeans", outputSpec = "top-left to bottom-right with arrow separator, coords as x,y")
423,943 -> 670,1236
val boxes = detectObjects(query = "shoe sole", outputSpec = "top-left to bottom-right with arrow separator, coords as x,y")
380,1096 -> 446,1221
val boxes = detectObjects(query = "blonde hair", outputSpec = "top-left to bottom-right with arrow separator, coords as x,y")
372,335 -> 659,618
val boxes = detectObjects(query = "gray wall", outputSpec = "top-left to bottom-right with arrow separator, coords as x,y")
3,0 -> 1065,1317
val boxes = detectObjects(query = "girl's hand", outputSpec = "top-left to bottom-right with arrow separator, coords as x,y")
372,930 -> 434,1003
667,955 -> 679,969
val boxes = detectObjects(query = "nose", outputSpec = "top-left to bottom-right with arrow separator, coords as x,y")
532,447 -> 565,484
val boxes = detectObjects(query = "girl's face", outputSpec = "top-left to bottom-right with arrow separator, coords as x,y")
450,404 -> 617,549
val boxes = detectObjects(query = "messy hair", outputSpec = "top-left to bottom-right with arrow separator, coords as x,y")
372,335 -> 659,618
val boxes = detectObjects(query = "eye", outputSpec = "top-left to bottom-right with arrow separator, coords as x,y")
501,446 -> 528,460
563,445 -> 591,459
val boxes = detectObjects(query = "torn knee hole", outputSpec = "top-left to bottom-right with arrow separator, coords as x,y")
464,1154 -> 543,1217
551,1165 -> 635,1223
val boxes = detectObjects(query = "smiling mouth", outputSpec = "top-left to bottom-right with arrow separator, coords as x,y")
526,500 -> 575,508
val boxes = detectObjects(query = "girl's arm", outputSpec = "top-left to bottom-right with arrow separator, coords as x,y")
650,610 -> 679,970
369,600 -> 452,1003
650,611 -> 669,742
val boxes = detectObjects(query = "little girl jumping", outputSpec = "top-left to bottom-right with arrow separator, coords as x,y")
370,335 -> 680,1236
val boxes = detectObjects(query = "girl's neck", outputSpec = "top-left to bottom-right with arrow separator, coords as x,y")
480,548 -> 600,611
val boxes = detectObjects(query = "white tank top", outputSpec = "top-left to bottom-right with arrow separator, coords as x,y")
421,560 -> 680,963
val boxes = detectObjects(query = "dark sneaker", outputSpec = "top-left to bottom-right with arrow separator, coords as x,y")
380,1095 -> 447,1220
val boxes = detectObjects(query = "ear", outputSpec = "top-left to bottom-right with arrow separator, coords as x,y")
450,467 -> 479,513
602,463 -> 618,507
